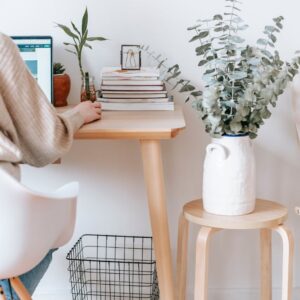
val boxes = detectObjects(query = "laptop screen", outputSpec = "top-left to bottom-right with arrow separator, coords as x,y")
12,36 -> 53,103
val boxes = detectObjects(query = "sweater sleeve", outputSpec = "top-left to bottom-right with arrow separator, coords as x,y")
0,33 -> 84,166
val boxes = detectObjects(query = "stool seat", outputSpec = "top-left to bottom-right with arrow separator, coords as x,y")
183,199 -> 287,230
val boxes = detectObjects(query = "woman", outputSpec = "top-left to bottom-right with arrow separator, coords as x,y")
0,32 -> 101,299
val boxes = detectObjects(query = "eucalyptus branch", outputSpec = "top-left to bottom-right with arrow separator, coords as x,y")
141,45 -> 202,102
186,0 -> 300,138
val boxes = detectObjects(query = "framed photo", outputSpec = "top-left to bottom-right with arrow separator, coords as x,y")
121,45 -> 141,70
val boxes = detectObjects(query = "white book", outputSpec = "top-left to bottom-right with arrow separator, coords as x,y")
101,90 -> 167,94
97,100 -> 174,111
101,85 -> 165,91
102,80 -> 163,86
101,76 -> 159,81
99,97 -> 170,103
101,67 -> 160,78
101,92 -> 168,99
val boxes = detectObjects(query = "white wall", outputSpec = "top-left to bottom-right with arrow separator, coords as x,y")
1,0 -> 300,299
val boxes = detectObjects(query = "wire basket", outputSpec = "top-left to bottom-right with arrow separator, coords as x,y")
66,234 -> 160,299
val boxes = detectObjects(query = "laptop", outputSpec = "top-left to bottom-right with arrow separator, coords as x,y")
12,36 -> 53,103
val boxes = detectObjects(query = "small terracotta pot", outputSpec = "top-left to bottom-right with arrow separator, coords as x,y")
53,74 -> 71,107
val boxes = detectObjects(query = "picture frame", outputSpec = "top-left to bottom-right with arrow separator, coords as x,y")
121,45 -> 141,70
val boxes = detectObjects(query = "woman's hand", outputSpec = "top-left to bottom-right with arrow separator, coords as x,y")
74,101 -> 102,124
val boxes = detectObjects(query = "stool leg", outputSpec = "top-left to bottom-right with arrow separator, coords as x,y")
261,228 -> 272,300
194,227 -> 216,300
176,213 -> 189,300
275,226 -> 294,300
10,277 -> 32,300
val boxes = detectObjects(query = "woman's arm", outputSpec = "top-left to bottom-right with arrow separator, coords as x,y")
0,33 -> 100,166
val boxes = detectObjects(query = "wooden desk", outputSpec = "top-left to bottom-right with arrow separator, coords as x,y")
58,105 -> 186,300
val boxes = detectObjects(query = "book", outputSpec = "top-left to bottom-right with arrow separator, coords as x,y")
101,76 -> 159,81
101,85 -> 165,91
101,90 -> 167,94
97,100 -> 174,111
98,97 -> 170,103
102,79 -> 163,86
101,92 -> 168,99
101,67 -> 160,78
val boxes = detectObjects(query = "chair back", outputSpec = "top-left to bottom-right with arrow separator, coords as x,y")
0,170 -> 78,279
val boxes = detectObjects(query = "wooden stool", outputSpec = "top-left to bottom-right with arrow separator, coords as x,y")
176,199 -> 294,300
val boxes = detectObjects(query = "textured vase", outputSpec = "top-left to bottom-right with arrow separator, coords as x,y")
202,135 -> 256,216
53,74 -> 71,107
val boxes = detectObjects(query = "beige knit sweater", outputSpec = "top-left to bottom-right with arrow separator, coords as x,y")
0,33 -> 84,180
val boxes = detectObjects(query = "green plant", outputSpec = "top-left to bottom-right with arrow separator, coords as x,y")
186,0 -> 300,138
56,7 -> 107,79
53,62 -> 65,75
141,45 -> 201,102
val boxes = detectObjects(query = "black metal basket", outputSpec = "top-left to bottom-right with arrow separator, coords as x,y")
66,234 -> 159,299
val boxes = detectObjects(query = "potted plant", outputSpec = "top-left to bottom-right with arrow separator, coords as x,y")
183,0 -> 300,215
53,62 -> 70,107
55,7 -> 107,101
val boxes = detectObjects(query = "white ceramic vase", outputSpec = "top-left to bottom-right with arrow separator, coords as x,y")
203,135 -> 256,216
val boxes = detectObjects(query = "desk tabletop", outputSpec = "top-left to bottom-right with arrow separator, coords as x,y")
57,105 -> 186,140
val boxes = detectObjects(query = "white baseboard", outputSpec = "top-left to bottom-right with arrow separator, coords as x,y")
34,287 -> 300,300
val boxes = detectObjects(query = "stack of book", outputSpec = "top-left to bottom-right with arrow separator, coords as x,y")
97,67 -> 174,111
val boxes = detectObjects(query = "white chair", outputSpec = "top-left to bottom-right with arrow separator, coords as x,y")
0,170 -> 78,300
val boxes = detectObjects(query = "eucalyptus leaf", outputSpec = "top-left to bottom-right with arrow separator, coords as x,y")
189,31 -> 209,42
257,38 -> 268,46
229,36 -> 245,43
228,71 -> 247,80
191,91 -> 203,97
213,14 -> 223,20
157,59 -> 167,68
198,60 -> 208,66
196,43 -> 212,55
180,84 -> 196,92
166,71 -> 181,82
270,34 -> 277,43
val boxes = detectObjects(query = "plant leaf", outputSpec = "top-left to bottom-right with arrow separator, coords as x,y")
86,36 -> 107,41
257,38 -> 268,46
157,59 -> 167,69
56,23 -> 78,39
166,71 -> 181,82
81,7 -> 88,35
179,84 -> 195,92
196,43 -> 212,55
65,49 -> 77,55
191,91 -> 203,97
198,60 -> 208,66
84,43 -> 92,49
189,31 -> 209,42
63,42 -> 75,46
213,14 -> 223,20
71,22 -> 81,37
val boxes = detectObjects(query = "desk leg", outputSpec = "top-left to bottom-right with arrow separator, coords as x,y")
140,140 -> 175,300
